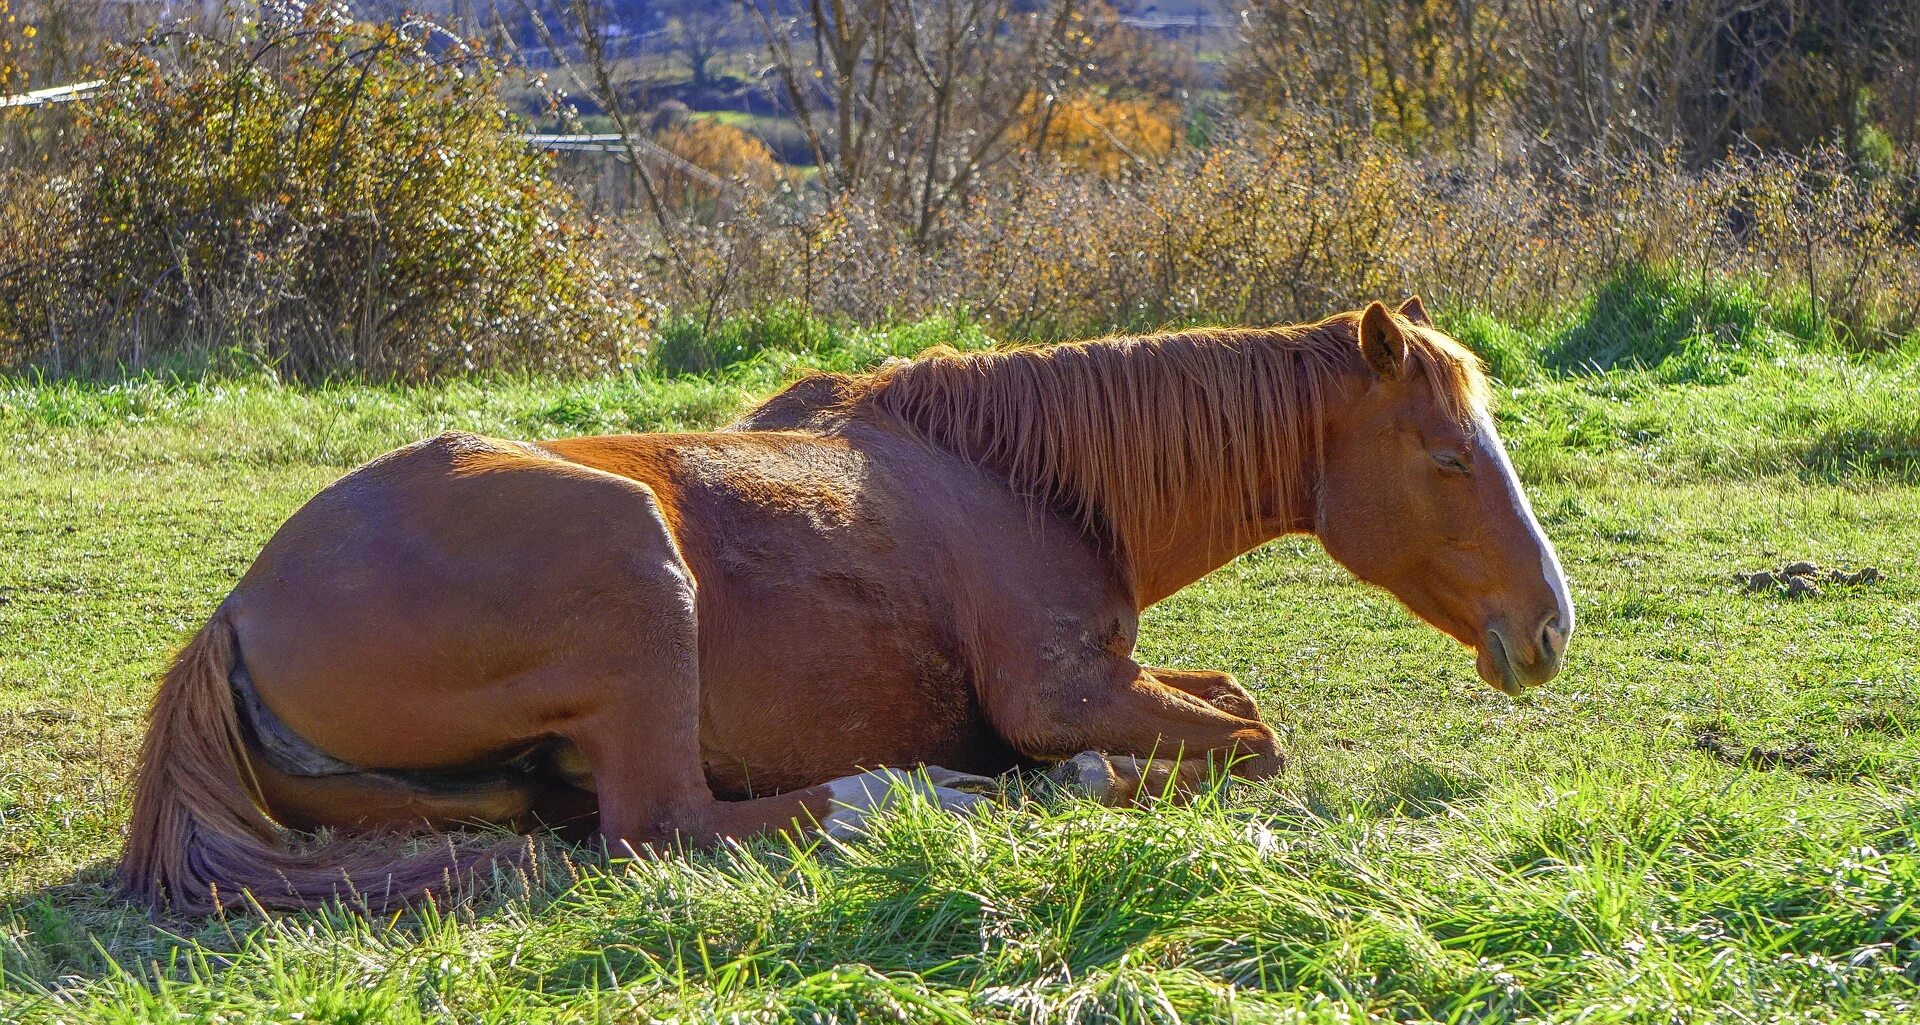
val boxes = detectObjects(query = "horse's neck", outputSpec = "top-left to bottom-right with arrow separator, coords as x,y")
868,331 -> 1339,608
1125,470 -> 1316,608
1018,352 -> 1330,608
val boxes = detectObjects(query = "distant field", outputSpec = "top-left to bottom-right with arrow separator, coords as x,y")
3,296 -> 1919,1021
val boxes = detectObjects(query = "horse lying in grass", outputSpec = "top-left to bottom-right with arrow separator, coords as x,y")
120,298 -> 1573,913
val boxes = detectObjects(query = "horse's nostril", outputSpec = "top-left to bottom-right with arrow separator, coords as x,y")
1537,616 -> 1566,661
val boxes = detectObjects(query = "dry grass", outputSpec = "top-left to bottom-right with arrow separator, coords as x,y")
638,124 -> 1920,353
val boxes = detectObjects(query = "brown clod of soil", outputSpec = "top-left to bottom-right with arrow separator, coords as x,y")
1693,731 -> 1818,770
1736,560 -> 1886,595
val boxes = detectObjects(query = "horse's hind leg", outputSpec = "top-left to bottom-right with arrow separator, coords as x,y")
248,754 -> 544,833
519,473 -> 992,849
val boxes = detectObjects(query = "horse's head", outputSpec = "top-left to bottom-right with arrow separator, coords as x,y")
1315,298 -> 1572,694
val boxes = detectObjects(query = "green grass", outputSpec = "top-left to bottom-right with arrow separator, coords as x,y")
3,291 -> 1919,1022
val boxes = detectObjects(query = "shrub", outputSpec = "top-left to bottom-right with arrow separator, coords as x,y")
651,304 -> 825,376
1444,309 -> 1542,384
623,120 -> 1920,355
1546,266 -> 1788,379
1024,93 -> 1180,175
654,117 -> 785,210
638,308 -> 994,387
0,4 -> 651,380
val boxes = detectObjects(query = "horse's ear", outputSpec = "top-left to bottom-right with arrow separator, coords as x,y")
1396,295 -> 1433,326
1359,301 -> 1406,381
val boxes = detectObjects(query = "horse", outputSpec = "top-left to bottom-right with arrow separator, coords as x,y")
118,298 -> 1573,913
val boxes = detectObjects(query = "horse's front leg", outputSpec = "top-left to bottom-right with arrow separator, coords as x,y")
989,660 -> 1284,806
1141,667 -> 1263,723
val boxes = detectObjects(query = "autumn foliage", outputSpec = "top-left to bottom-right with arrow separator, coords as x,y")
654,117 -> 785,207
1025,93 -> 1179,175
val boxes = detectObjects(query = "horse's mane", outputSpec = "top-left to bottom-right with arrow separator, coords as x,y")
849,311 -> 1490,557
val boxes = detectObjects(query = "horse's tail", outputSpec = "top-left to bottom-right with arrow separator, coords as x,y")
119,611 -> 516,913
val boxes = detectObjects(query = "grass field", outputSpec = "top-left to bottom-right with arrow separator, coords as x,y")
3,283 -> 1919,1022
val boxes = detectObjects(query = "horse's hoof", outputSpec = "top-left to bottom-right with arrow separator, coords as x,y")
1044,751 -> 1123,802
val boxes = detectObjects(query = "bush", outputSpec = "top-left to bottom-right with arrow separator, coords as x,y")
649,307 -> 995,380
654,118 -> 785,210
1024,93 -> 1180,175
1444,309 -> 1542,384
0,5 -> 652,380
651,305 -> 825,376
626,122 -> 1920,354
1546,266 -> 1795,380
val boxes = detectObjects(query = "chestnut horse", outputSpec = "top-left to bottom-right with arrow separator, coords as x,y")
119,298 -> 1572,912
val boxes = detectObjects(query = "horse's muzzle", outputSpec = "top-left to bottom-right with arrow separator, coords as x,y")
1478,615 -> 1567,695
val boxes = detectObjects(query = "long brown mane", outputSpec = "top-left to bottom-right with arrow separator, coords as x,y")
857,312 -> 1490,562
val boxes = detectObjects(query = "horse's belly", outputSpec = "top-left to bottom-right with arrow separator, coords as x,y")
695,627 -> 1022,797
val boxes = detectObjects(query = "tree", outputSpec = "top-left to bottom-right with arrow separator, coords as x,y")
745,0 -> 1090,241
657,0 -> 734,92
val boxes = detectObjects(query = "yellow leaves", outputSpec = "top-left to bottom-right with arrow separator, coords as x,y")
654,119 -> 785,208
1022,91 -> 1178,176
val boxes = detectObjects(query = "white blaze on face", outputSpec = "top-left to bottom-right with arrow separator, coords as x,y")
1474,414 -> 1574,641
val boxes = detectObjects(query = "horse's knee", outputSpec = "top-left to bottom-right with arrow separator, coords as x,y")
1199,676 -> 1263,722
1223,724 -> 1286,779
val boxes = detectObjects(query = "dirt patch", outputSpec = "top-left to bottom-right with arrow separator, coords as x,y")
1732,560 -> 1885,599
1693,730 -> 1819,770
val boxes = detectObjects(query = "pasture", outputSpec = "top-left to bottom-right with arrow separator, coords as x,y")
3,295 -> 1919,1022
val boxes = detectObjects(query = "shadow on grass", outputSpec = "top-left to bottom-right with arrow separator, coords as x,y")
1295,755 -> 1490,823
0,837 -> 591,997
2,863 -> 143,994
1799,423 -> 1920,483
1545,265 -> 1787,382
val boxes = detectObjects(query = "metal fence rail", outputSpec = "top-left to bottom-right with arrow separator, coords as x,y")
0,80 -> 106,108
3,82 -> 742,193
514,133 -> 626,152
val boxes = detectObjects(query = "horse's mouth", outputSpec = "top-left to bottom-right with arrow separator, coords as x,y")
1481,631 -> 1525,696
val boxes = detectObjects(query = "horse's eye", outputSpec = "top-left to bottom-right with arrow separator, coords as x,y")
1433,451 -> 1470,475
